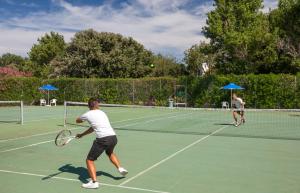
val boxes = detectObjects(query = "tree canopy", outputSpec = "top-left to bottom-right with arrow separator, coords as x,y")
2,1 -> 300,78
150,54 -> 187,77
51,29 -> 154,78
28,31 -> 66,77
202,0 -> 279,74
184,0 -> 299,75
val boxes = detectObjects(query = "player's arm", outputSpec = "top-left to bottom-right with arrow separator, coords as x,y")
76,127 -> 93,138
242,102 -> 245,109
241,100 -> 245,109
237,98 -> 244,110
76,117 -> 83,123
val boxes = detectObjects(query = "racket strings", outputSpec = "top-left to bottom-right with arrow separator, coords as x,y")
55,130 -> 72,146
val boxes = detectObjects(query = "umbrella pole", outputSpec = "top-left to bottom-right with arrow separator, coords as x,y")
48,90 -> 49,106
230,89 -> 232,109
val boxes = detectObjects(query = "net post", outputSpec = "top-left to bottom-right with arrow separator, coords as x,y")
20,100 -> 24,125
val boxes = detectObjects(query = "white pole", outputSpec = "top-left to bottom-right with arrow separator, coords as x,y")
20,101 -> 24,125
48,90 -> 50,106
64,101 -> 67,127
230,89 -> 233,109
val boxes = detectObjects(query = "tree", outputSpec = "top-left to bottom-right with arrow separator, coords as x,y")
184,42 -> 216,76
52,29 -> 154,78
0,53 -> 25,67
150,54 -> 187,77
28,32 -> 66,77
203,0 -> 279,74
269,0 -> 300,73
0,53 -> 35,74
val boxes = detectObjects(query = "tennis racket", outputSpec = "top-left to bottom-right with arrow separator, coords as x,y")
55,129 -> 76,147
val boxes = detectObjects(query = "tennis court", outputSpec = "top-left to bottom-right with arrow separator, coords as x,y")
1,104 -> 300,193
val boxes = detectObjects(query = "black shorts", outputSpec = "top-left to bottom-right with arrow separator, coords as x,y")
87,135 -> 117,161
233,109 -> 244,115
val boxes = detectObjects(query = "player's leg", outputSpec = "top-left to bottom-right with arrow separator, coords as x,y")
86,159 -> 97,181
108,152 -> 128,176
241,111 -> 245,123
232,111 -> 238,126
82,139 -> 105,189
108,152 -> 121,168
105,136 -> 128,176
236,111 -> 243,126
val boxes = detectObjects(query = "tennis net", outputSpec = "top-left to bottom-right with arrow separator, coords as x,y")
64,101 -> 300,140
0,101 -> 24,124
64,101 -> 166,127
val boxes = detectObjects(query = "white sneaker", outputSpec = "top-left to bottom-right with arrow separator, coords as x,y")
235,122 -> 241,127
82,180 -> 99,189
118,167 -> 128,176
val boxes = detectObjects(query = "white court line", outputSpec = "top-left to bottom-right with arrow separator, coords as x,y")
0,140 -> 54,153
0,116 -> 61,125
0,131 -> 61,143
119,125 -> 229,186
0,169 -> 170,193
0,111 -> 179,143
110,111 -> 178,125
0,111 -> 188,153
115,112 -> 194,128
24,116 -> 62,123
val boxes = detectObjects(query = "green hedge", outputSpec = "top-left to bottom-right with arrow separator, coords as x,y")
0,77 -> 176,106
182,74 -> 299,108
0,74 -> 299,108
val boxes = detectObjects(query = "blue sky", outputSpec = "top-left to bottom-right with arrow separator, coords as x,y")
0,0 -> 278,59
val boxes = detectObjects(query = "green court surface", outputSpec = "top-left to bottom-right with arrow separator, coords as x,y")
1,105 -> 300,193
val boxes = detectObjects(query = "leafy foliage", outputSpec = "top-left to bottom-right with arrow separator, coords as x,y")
1,74 -> 299,109
184,42 -> 216,76
0,53 -> 26,67
269,0 -> 300,73
52,29 -> 154,78
0,66 -> 32,77
150,54 -> 187,77
28,32 -> 66,77
202,0 -> 280,74
0,53 -> 33,75
182,73 -> 300,108
0,77 -> 175,106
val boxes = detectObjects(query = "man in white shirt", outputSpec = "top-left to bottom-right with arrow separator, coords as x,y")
76,98 -> 128,189
232,93 -> 246,127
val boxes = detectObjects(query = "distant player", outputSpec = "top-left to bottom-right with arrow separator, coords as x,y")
232,93 -> 246,127
76,98 -> 128,189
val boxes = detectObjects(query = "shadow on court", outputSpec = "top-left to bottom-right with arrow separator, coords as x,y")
214,123 -> 234,126
42,164 -> 124,182
0,121 -> 19,124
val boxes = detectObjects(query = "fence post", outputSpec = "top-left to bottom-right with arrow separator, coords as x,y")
20,100 -> 24,125
132,80 -> 135,104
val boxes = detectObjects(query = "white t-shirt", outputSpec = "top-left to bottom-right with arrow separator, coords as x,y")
233,97 -> 245,110
80,109 -> 116,138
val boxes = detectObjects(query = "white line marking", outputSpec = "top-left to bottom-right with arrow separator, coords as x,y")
0,112 -> 188,153
0,127 -> 85,143
0,131 -> 61,143
119,125 -> 229,186
115,112 -> 194,128
24,117 -> 62,123
111,111 -> 178,125
0,169 -> 170,193
0,140 -> 54,153
0,116 -> 61,125
0,112 -> 179,143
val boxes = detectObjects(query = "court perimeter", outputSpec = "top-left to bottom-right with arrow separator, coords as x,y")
1,106 -> 300,193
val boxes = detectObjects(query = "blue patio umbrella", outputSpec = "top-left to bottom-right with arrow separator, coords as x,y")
39,84 -> 58,105
221,83 -> 244,108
